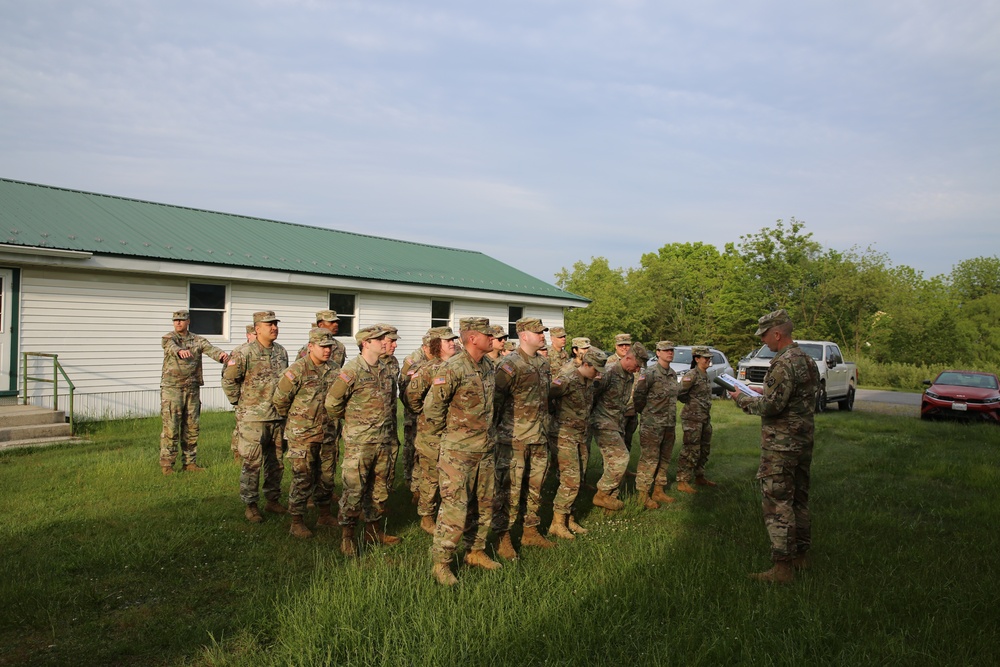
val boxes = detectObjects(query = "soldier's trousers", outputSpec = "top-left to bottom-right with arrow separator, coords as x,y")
339,441 -> 390,527
758,448 -> 812,562
287,441 -> 321,516
552,427 -> 588,514
364,442 -> 397,523
312,421 -> 341,507
431,446 -> 495,564
238,420 -> 285,506
415,434 -> 441,518
403,413 -> 417,486
677,418 -> 712,482
492,441 -> 512,529
159,385 -> 201,465
622,412 -> 638,452
636,420 -> 676,493
594,428 -> 628,497
230,424 -> 240,457
505,442 -> 549,529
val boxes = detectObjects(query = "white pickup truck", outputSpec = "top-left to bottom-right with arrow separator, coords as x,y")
736,340 -> 858,412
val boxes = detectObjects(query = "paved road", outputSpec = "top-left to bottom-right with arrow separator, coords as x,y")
852,388 -> 920,417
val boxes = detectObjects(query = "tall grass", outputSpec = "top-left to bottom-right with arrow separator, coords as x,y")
855,358 -> 965,391
2,406 -> 999,666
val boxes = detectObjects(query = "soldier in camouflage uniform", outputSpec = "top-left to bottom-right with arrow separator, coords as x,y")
159,309 -> 230,474
548,347 -> 607,539
297,309 -> 347,367
222,311 -> 289,523
732,309 -> 819,584
633,341 -> 679,509
228,324 -> 256,462
374,324 -> 401,516
606,333 -> 640,452
486,325 -> 508,365
425,317 -> 499,586
570,337 -> 590,366
547,326 -> 569,370
272,328 -> 339,539
675,345 -> 716,494
400,331 -> 435,494
494,317 -> 555,557
325,325 -> 400,556
404,328 -> 459,534
590,346 -> 640,512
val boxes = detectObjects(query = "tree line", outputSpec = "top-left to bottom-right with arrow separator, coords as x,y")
555,219 -> 1000,372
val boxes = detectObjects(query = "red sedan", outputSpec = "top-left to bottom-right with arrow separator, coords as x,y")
921,370 -> 1000,423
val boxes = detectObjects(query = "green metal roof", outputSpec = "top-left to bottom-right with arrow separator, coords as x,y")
0,178 -> 587,302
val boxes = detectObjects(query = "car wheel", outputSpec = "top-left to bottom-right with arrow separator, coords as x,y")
816,384 -> 827,413
838,386 -> 855,411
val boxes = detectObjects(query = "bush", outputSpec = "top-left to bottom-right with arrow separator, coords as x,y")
856,358 -> 956,390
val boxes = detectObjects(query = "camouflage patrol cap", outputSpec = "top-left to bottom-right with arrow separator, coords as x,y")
631,342 -> 650,363
375,324 -> 399,341
582,347 -> 608,371
503,340 -> 517,352
253,311 -> 280,324
515,317 -> 547,334
571,337 -> 591,349
355,325 -> 388,344
614,333 -> 633,346
172,309 -> 190,321
315,309 -> 339,322
549,326 -> 567,338
656,340 -> 675,351
489,325 -> 508,339
245,324 -> 256,335
754,308 -> 793,336
433,326 -> 459,340
308,327 -> 336,347
691,345 -> 713,359
459,317 -> 492,335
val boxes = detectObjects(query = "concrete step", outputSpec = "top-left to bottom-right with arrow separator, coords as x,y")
0,405 -> 67,428
0,436 -> 84,452
0,422 -> 73,442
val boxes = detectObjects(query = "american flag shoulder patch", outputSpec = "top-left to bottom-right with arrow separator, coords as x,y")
433,376 -> 447,385
284,371 -> 295,381
339,372 -> 353,384
500,363 -> 515,376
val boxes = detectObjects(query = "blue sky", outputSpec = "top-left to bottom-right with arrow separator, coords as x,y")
2,1 -> 997,284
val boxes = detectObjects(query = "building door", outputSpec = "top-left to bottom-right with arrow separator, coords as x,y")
0,269 -> 12,391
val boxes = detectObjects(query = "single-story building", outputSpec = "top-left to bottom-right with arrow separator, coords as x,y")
0,178 -> 588,420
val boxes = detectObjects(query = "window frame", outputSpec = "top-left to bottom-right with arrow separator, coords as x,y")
507,305 -> 524,339
431,299 -> 452,329
187,281 -> 229,341
329,292 -> 358,337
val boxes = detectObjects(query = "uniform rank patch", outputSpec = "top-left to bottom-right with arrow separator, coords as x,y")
433,376 -> 447,385
284,371 -> 295,381
500,363 -> 515,376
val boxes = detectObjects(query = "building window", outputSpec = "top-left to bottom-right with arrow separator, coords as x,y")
329,293 -> 357,336
431,300 -> 451,329
508,305 -> 523,338
189,282 -> 227,336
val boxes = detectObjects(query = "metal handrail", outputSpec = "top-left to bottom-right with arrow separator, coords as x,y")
21,352 -> 76,433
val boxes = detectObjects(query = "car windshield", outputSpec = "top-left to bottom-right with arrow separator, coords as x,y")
673,348 -> 693,364
935,372 -> 999,390
753,343 -> 823,361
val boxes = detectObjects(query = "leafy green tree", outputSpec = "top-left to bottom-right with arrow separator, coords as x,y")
554,257 -> 639,350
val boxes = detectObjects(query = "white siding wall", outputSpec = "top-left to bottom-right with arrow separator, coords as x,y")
17,266 -> 566,419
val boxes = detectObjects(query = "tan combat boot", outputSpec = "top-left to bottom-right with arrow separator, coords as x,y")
651,486 -> 675,504
567,515 -> 588,534
695,476 -> 717,487
183,462 -> 206,472
432,561 -> 458,586
547,512 -> 575,540
749,561 -> 795,584
340,525 -> 357,557
521,525 -> 556,549
264,499 -> 288,514
592,490 -> 625,511
289,515 -> 313,539
464,549 -> 502,571
420,515 -> 436,535
637,491 -> 659,510
496,532 -> 519,560
244,503 -> 264,524
316,504 -> 338,527
364,521 -> 402,546
162,465 -> 174,476
676,481 -> 697,494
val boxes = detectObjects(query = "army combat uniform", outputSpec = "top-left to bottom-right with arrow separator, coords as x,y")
405,354 -> 448,524
633,352 -> 679,496
400,346 -> 428,489
222,336 -> 289,510
590,361 -> 634,500
549,359 -> 599,518
159,325 -> 228,470
676,363 -> 713,484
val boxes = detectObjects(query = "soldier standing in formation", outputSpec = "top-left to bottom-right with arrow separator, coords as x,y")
589,343 -> 641,512
374,324 -> 401,522
548,346 -> 607,538
159,309 -> 230,474
222,311 -> 289,522
404,327 -> 459,533
570,337 -> 590,366
425,318 -> 500,586
272,328 -> 339,539
298,309 -> 347,367
486,325 -> 508,365
494,317 -> 555,557
325,325 -> 400,556
399,330 -> 434,493
547,326 -> 569,370
228,324 -> 256,462
606,334 -> 639,451
676,345 -> 716,494
633,341 -> 680,509
731,309 -> 819,584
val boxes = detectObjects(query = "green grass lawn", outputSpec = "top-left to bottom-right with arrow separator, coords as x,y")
2,404 -> 999,666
